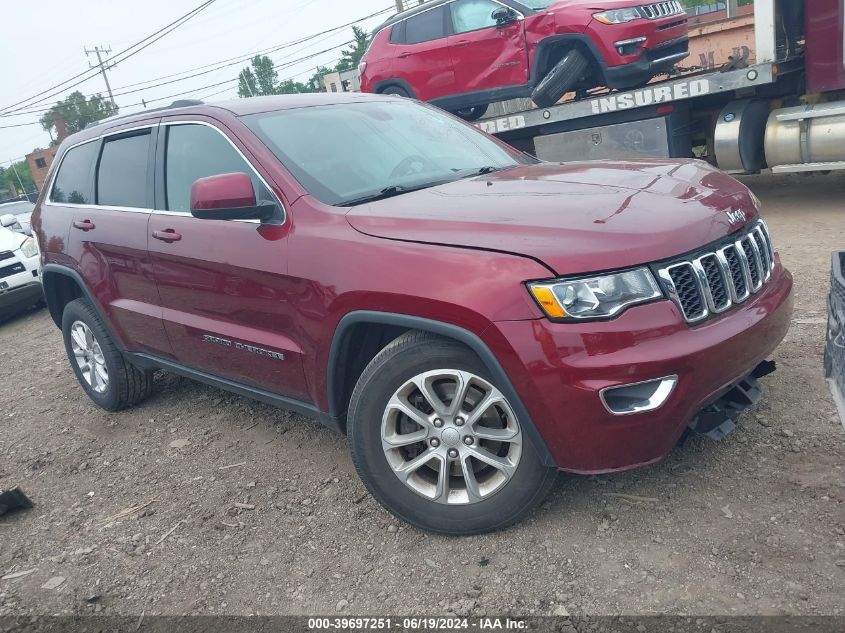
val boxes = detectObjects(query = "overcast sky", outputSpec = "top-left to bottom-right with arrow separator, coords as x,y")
0,0 -> 393,165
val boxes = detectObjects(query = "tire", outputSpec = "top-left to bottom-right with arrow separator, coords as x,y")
453,104 -> 489,122
531,48 -> 590,109
61,298 -> 154,411
347,331 -> 557,535
381,85 -> 411,98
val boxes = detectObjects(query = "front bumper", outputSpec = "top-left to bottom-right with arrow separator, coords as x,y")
603,36 -> 689,89
489,261 -> 793,473
0,253 -> 42,311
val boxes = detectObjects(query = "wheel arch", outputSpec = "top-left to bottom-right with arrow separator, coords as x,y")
327,311 -> 556,466
373,78 -> 417,98
531,33 -> 605,86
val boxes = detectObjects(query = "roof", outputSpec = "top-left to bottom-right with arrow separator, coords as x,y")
376,0 -> 450,30
60,92 -> 400,147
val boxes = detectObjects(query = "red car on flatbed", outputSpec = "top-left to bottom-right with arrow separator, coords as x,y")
360,0 -> 690,118
33,93 -> 791,535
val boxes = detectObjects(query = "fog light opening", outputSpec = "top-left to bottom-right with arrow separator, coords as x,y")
600,376 -> 678,415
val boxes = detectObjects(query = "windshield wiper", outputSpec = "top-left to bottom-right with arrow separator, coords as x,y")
340,181 -> 448,207
453,165 -> 504,179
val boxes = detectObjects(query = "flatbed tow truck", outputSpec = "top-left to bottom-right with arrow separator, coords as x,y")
479,0 -> 845,176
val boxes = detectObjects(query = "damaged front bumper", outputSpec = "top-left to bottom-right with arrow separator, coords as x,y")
825,251 -> 845,427
688,360 -> 777,440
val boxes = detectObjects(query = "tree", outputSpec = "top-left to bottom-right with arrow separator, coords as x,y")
336,26 -> 371,72
40,91 -> 116,139
238,55 -> 280,97
307,65 -> 334,92
0,160 -> 35,195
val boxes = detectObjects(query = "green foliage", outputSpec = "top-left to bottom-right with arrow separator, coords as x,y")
40,91 -> 117,139
336,26 -> 371,72
0,160 -> 36,195
236,27 -> 372,98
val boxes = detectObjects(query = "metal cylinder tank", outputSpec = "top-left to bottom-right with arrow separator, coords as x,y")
764,102 -> 845,172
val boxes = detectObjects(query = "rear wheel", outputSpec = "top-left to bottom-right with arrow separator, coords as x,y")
531,49 -> 590,108
453,104 -> 489,122
61,298 -> 154,411
381,85 -> 411,98
347,332 -> 557,535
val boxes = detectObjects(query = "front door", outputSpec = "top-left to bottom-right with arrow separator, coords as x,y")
447,0 -> 528,94
146,119 -> 309,402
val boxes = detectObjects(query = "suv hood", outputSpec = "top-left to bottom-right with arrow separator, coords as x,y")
0,226 -> 26,252
345,160 -> 759,277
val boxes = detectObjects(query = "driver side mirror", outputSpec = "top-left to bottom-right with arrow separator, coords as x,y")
190,172 -> 275,222
0,214 -> 17,228
491,6 -> 519,25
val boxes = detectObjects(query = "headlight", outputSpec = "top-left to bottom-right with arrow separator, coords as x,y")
593,8 -> 644,24
528,267 -> 662,320
19,237 -> 39,259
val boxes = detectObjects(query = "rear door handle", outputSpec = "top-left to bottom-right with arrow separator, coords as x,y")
397,51 -> 412,58
152,229 -> 182,243
454,40 -> 471,47
72,219 -> 95,231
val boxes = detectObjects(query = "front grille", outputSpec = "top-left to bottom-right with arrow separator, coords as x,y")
641,1 -> 685,19
0,262 -> 25,280
657,18 -> 687,31
0,251 -> 13,262
657,221 -> 776,324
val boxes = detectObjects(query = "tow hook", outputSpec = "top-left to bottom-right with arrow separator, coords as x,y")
687,361 -> 776,441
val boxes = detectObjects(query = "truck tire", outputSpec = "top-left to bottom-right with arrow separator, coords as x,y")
531,49 -> 590,108
347,331 -> 557,535
61,298 -> 154,411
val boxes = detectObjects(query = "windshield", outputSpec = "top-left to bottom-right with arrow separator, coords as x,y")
241,100 -> 531,206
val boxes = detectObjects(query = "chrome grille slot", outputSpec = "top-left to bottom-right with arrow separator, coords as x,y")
657,221 -> 776,324
641,1 -> 683,19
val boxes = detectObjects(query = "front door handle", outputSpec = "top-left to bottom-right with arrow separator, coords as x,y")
72,219 -> 95,231
397,51 -> 412,58
454,40 -> 471,47
152,229 -> 182,243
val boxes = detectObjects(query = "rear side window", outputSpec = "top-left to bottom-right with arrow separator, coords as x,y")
164,123 -> 263,213
50,141 -> 98,204
404,7 -> 447,44
97,132 -> 151,208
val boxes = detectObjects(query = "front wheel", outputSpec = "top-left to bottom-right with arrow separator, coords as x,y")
347,332 -> 557,535
531,49 -> 590,109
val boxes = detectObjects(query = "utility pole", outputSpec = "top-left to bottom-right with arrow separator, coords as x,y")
85,46 -> 118,111
395,0 -> 404,13
8,161 -> 27,196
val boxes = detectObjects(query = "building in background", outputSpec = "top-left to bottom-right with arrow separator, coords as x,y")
24,111 -> 68,192
320,68 -> 361,93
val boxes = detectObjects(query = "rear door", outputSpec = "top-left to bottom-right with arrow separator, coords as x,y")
447,0 -> 528,92
146,118 -> 309,402
393,5 -> 456,101
62,122 -> 172,356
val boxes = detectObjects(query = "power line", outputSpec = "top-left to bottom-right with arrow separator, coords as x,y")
0,0 -> 218,116
0,6 -> 393,120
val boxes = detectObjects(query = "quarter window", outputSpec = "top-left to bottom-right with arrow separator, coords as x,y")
50,141 -> 98,204
97,132 -> 151,208
404,6 -> 447,44
452,0 -> 502,33
164,124 -> 262,213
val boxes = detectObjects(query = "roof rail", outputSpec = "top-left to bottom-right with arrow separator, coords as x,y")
84,99 -> 206,130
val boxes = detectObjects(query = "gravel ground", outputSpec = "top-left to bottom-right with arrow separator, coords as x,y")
0,172 -> 843,618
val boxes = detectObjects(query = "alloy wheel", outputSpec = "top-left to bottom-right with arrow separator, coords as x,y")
381,369 -> 522,505
69,320 -> 109,394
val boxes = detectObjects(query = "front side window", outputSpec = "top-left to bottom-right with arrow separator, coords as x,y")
242,100 -> 531,207
97,132 -> 150,208
50,141 -> 99,204
164,124 -> 263,213
404,7 -> 447,44
452,0 -> 503,33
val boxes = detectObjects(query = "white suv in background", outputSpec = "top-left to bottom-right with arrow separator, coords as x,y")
0,226 -> 42,317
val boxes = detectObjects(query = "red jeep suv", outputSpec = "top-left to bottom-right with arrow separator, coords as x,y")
33,94 -> 792,535
360,0 -> 690,118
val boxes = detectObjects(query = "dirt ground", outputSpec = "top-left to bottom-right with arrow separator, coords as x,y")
1,172 -> 843,618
